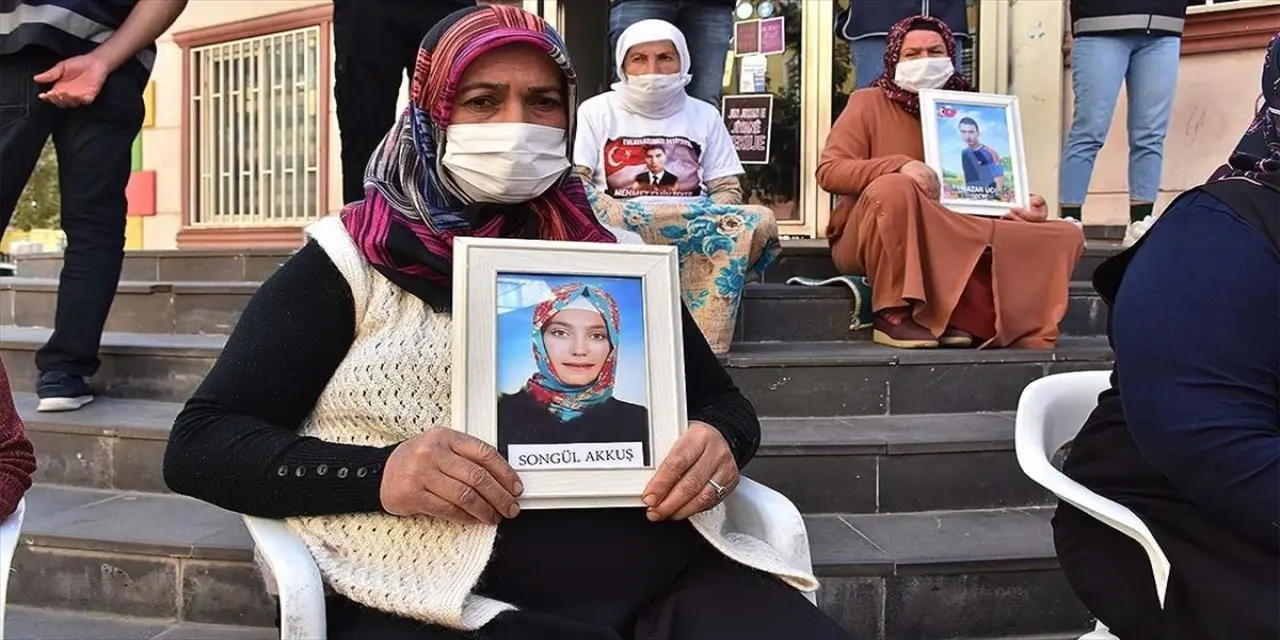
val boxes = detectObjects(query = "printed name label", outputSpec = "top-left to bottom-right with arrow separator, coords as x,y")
508,442 -> 646,470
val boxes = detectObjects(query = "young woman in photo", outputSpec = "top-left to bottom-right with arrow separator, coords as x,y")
497,283 -> 650,466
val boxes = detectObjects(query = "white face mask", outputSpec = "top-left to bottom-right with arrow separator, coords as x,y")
614,72 -> 690,119
441,123 -> 571,204
894,57 -> 955,93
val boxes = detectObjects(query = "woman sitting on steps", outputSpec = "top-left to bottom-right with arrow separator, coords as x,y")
817,15 -> 1084,350
574,19 -> 780,355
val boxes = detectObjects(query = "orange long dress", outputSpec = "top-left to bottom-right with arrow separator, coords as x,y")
817,88 -> 1085,349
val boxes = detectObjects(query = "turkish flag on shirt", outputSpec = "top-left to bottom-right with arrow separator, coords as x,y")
603,140 -> 650,177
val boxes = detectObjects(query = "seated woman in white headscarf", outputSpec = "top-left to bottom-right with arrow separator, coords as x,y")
574,19 -> 780,355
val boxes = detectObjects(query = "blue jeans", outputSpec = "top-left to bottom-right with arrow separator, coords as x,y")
849,36 -> 965,89
1060,34 -> 1180,205
608,0 -> 733,108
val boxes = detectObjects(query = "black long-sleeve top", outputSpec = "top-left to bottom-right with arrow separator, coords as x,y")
163,242 -> 761,519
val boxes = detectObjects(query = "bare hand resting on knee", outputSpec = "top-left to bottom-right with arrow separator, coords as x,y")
381,428 -> 523,525
1004,194 -> 1049,222
642,422 -> 740,522
898,160 -> 942,200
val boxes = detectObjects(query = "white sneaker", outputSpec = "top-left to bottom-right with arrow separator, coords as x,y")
1122,214 -> 1159,248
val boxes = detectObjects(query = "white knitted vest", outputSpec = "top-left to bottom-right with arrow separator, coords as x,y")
293,217 -> 818,630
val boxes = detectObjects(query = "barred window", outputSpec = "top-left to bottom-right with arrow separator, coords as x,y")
189,27 -> 322,226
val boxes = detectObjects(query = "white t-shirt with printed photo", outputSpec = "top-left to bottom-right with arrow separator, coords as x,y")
574,92 -> 745,205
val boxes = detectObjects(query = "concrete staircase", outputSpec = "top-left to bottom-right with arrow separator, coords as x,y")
0,240 -> 1120,639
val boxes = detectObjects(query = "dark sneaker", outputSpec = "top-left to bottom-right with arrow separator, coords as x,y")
872,308 -> 938,349
36,371 -> 94,412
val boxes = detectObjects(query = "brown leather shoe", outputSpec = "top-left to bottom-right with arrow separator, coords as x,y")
873,308 -> 938,349
940,327 -> 975,348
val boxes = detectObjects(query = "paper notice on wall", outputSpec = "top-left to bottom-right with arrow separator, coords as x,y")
734,19 -> 760,56
722,94 -> 774,165
759,17 -> 785,55
738,53 -> 767,94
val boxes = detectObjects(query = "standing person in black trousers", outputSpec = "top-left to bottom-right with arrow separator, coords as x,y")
0,0 -> 189,412
332,0 -> 476,204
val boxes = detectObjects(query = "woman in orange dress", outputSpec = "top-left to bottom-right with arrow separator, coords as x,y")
818,15 -> 1084,349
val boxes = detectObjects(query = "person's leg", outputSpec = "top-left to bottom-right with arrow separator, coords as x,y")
1059,35 -> 1132,221
675,1 -> 733,107
1123,35 -> 1180,225
0,50 -> 62,235
1052,502 -> 1164,640
327,594 -> 625,640
36,68 -> 143,410
634,550 -> 850,639
332,0 -> 409,204
608,0 -> 677,85
849,37 -> 888,89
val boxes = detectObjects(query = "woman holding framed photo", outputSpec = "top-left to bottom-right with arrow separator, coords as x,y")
162,5 -> 843,639
817,15 -> 1085,350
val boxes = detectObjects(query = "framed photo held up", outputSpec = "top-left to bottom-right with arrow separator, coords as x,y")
452,238 -> 687,509
919,89 -> 1030,217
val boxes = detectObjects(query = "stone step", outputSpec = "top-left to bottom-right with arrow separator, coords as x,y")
0,277 -> 1107,341
15,393 -> 1047,514
754,412 -> 1048,514
762,239 -> 1123,285
0,328 -> 1113,414
727,338 -> 1112,417
737,281 -> 1105,342
0,329 -> 220,403
14,486 -> 274,627
16,485 -> 1088,638
812,506 -> 1092,639
2,607 -> 1089,640
5,606 -> 275,639
10,250 -> 292,282
0,279 -> 257,336
15,393 -> 174,494
10,238 -> 1123,286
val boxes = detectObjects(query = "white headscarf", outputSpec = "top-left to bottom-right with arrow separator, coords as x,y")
612,19 -> 693,119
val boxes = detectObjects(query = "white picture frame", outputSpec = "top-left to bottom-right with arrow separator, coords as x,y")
452,238 -> 687,510
919,89 -> 1030,217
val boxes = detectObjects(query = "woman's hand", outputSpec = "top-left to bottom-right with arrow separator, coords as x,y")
898,160 -> 942,200
642,422 -> 740,521
1004,194 -> 1048,222
381,427 -> 523,525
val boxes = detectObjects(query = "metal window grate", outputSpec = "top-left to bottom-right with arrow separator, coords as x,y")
189,27 -> 321,226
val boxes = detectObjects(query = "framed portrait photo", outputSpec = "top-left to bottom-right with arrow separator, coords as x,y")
452,238 -> 687,509
919,89 -> 1030,216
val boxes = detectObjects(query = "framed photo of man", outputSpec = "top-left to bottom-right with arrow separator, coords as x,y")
919,89 -> 1030,216
452,238 -> 687,509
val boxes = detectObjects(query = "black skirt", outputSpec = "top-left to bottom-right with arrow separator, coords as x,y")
324,508 -> 849,639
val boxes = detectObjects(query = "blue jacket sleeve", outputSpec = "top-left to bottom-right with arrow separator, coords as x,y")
1113,194 -> 1280,552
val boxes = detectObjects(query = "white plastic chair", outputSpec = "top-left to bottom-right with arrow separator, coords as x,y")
1014,370 -> 1172,640
243,477 -> 816,640
0,498 -> 27,639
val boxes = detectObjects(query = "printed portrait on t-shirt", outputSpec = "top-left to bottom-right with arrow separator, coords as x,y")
602,136 -> 703,199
